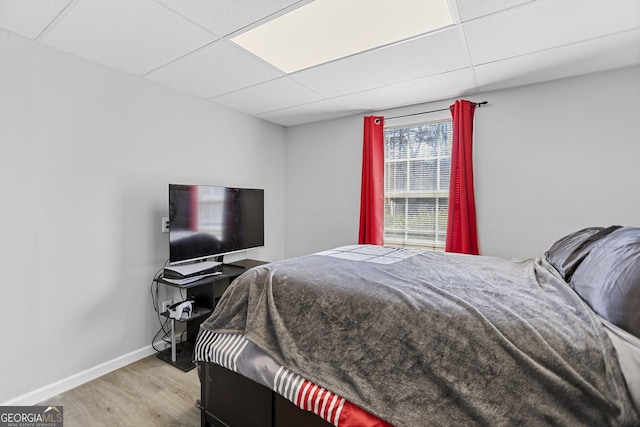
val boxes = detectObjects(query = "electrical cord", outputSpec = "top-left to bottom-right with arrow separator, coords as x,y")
151,259 -> 174,353
151,318 -> 171,353
150,260 -> 215,354
150,260 -> 169,313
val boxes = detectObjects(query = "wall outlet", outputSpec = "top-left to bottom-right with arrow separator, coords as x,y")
161,217 -> 169,233
161,300 -> 173,313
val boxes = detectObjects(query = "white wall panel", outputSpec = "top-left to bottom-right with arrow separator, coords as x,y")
0,29 -> 286,404
285,65 -> 640,259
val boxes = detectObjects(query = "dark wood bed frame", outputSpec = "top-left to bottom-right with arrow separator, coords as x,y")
196,259 -> 336,426
199,362 -> 333,427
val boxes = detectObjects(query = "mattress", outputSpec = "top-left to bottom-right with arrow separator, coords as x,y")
195,244 -> 640,426
601,317 -> 640,413
195,330 -> 389,427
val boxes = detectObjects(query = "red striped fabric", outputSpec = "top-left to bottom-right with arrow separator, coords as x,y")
196,331 -> 394,427
294,379 -> 393,427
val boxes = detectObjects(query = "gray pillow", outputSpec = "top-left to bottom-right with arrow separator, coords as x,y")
545,226 -> 621,281
570,227 -> 640,338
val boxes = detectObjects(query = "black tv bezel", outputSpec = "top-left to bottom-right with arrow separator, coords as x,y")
168,184 -> 264,265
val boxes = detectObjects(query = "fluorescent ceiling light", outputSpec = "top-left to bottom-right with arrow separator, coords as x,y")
231,0 -> 453,73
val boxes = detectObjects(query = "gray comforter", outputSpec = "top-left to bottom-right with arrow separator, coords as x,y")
200,245 -> 639,426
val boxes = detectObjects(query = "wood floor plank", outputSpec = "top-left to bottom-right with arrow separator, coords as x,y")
39,355 -> 201,427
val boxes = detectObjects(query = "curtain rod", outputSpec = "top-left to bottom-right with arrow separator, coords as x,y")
385,101 -> 488,120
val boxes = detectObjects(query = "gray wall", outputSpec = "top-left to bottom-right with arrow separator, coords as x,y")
285,65 -> 640,259
285,114 -> 363,257
0,30 -> 286,404
3,24 -> 639,405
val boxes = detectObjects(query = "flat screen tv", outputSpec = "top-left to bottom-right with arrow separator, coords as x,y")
169,184 -> 264,265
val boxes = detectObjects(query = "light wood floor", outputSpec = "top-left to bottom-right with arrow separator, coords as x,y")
39,355 -> 201,427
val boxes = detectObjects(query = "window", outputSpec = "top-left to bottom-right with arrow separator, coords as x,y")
384,119 -> 452,250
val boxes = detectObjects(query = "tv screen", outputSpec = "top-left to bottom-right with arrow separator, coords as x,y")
169,184 -> 264,265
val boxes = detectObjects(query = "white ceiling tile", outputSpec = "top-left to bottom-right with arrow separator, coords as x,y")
146,40 -> 283,99
3,0 -> 640,127
454,0 -> 535,22
257,100 -> 354,127
156,0 -> 308,37
464,0 -> 640,65
290,27 -> 471,98
331,68 -> 477,111
40,0 -> 217,75
0,0 -> 72,39
211,77 -> 323,115
474,29 -> 640,92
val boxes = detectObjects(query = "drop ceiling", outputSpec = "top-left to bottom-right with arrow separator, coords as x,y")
1,0 -> 639,127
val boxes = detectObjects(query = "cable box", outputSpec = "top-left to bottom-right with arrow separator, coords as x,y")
163,260 -> 222,279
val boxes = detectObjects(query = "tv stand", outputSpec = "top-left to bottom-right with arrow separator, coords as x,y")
224,259 -> 268,269
155,260 -> 267,371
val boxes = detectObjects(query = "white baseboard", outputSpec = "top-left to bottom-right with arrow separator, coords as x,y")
1,342 -> 167,406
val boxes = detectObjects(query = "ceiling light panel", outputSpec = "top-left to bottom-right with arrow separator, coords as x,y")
232,0 -> 453,73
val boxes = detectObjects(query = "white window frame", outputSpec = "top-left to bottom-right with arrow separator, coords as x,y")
383,111 -> 452,250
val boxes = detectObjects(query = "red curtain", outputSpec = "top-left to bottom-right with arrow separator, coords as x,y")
446,100 -> 479,255
358,116 -> 385,245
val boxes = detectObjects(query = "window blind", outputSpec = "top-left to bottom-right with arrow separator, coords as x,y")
383,120 -> 452,250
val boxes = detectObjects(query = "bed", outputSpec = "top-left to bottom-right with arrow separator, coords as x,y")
194,226 -> 640,426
